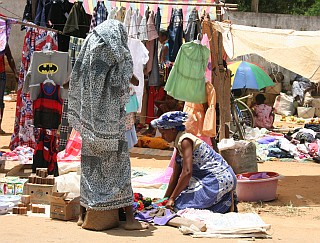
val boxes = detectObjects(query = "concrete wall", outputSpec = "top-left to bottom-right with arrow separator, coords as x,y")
227,11 -> 320,31
1,0 -> 26,91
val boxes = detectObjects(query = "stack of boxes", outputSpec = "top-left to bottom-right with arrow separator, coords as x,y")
12,195 -> 46,215
24,168 -> 57,205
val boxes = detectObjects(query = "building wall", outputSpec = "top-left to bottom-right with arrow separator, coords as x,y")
227,11 -> 320,31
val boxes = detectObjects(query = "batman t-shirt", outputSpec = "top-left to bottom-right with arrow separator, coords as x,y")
24,51 -> 72,100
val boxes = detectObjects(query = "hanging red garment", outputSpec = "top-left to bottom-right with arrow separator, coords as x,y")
146,86 -> 165,124
9,27 -> 58,150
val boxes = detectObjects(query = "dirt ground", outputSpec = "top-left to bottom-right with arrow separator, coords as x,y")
1,100 -> 320,243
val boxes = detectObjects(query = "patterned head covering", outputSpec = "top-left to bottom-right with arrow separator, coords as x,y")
151,111 -> 188,131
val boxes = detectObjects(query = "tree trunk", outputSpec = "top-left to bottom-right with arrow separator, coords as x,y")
251,0 -> 259,13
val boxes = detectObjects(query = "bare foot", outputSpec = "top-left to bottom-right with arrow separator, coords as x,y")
124,220 -> 149,230
77,215 -> 84,226
77,206 -> 86,226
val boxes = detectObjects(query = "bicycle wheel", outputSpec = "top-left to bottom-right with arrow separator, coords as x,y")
235,99 -> 254,128
229,99 -> 254,140
230,103 -> 245,140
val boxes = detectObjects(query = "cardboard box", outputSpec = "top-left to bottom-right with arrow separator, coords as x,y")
49,192 -> 80,221
24,183 -> 57,204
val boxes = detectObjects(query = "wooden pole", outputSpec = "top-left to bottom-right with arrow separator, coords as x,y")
214,0 -> 231,141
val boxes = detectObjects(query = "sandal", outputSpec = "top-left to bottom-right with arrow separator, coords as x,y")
0,129 -> 6,134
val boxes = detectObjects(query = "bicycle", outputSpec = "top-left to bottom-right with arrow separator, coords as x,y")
229,93 -> 254,140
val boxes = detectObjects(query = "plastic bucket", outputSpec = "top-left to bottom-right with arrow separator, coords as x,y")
236,172 -> 280,202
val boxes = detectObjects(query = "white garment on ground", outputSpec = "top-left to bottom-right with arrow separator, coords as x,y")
128,38 -> 149,112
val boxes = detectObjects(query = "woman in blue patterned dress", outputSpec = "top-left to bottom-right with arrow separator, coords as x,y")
151,111 -> 237,213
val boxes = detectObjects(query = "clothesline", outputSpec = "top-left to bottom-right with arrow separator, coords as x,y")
1,14 -> 226,41
106,0 -> 238,8
0,16 -> 62,34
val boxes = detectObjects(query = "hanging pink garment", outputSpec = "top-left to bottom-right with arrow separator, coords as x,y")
57,129 -> 82,163
201,33 -> 212,83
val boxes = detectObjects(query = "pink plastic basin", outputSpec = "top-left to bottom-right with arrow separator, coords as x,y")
236,172 -> 280,202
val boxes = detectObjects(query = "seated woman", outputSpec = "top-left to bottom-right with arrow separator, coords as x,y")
151,111 -> 237,213
252,94 -> 274,129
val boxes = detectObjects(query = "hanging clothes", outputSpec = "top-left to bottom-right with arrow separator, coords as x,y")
22,0 -> 33,24
184,8 -> 201,42
138,8 -> 148,41
10,27 -> 58,150
33,83 -> 64,129
23,51 -> 72,100
0,17 -> 16,54
184,82 -> 216,137
59,36 -> 85,152
108,7 -> 117,20
168,8 -> 183,62
128,9 -> 141,39
145,10 -> 158,75
33,129 -> 59,176
148,7 -> 161,87
115,6 -> 126,22
165,42 -> 210,104
124,7 -> 133,34
201,33 -> 212,83
89,0 -> 108,32
47,0 -> 74,52
127,37 -> 149,112
34,0 -> 52,27
63,1 -> 91,38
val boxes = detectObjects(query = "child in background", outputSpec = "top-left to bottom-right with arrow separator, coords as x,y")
252,94 -> 274,129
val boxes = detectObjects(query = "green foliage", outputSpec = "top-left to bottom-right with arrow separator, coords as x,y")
226,0 -> 319,15
305,0 -> 320,15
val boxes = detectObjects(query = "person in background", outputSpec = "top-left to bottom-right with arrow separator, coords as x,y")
158,29 -> 169,64
252,93 -> 274,129
151,111 -> 237,213
0,44 -> 18,134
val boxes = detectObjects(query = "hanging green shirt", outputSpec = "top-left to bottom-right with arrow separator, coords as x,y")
165,42 -> 210,104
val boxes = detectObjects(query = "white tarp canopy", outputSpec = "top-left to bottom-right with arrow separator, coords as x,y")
214,22 -> 320,82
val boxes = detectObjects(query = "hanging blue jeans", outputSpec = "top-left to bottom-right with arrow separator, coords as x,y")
34,0 -> 52,27
168,8 -> 183,62
184,8 -> 201,42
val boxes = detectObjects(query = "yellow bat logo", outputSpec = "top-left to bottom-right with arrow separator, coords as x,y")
38,63 -> 58,74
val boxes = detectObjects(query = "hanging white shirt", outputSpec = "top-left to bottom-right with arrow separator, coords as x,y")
127,38 -> 149,112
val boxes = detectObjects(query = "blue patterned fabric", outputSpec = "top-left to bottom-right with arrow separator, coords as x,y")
174,142 -> 237,213
151,111 -> 188,131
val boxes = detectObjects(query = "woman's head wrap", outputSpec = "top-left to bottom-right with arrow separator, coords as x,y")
151,111 -> 188,131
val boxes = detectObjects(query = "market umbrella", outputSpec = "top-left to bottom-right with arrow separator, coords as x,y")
229,61 -> 275,90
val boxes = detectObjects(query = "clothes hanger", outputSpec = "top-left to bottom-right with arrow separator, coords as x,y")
194,33 -> 202,44
43,73 -> 56,86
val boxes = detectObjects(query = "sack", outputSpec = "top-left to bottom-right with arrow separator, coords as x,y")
273,92 -> 294,116
312,98 -> 320,117
265,82 -> 282,94
266,71 -> 283,94
220,142 -> 258,174
297,106 -> 315,119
